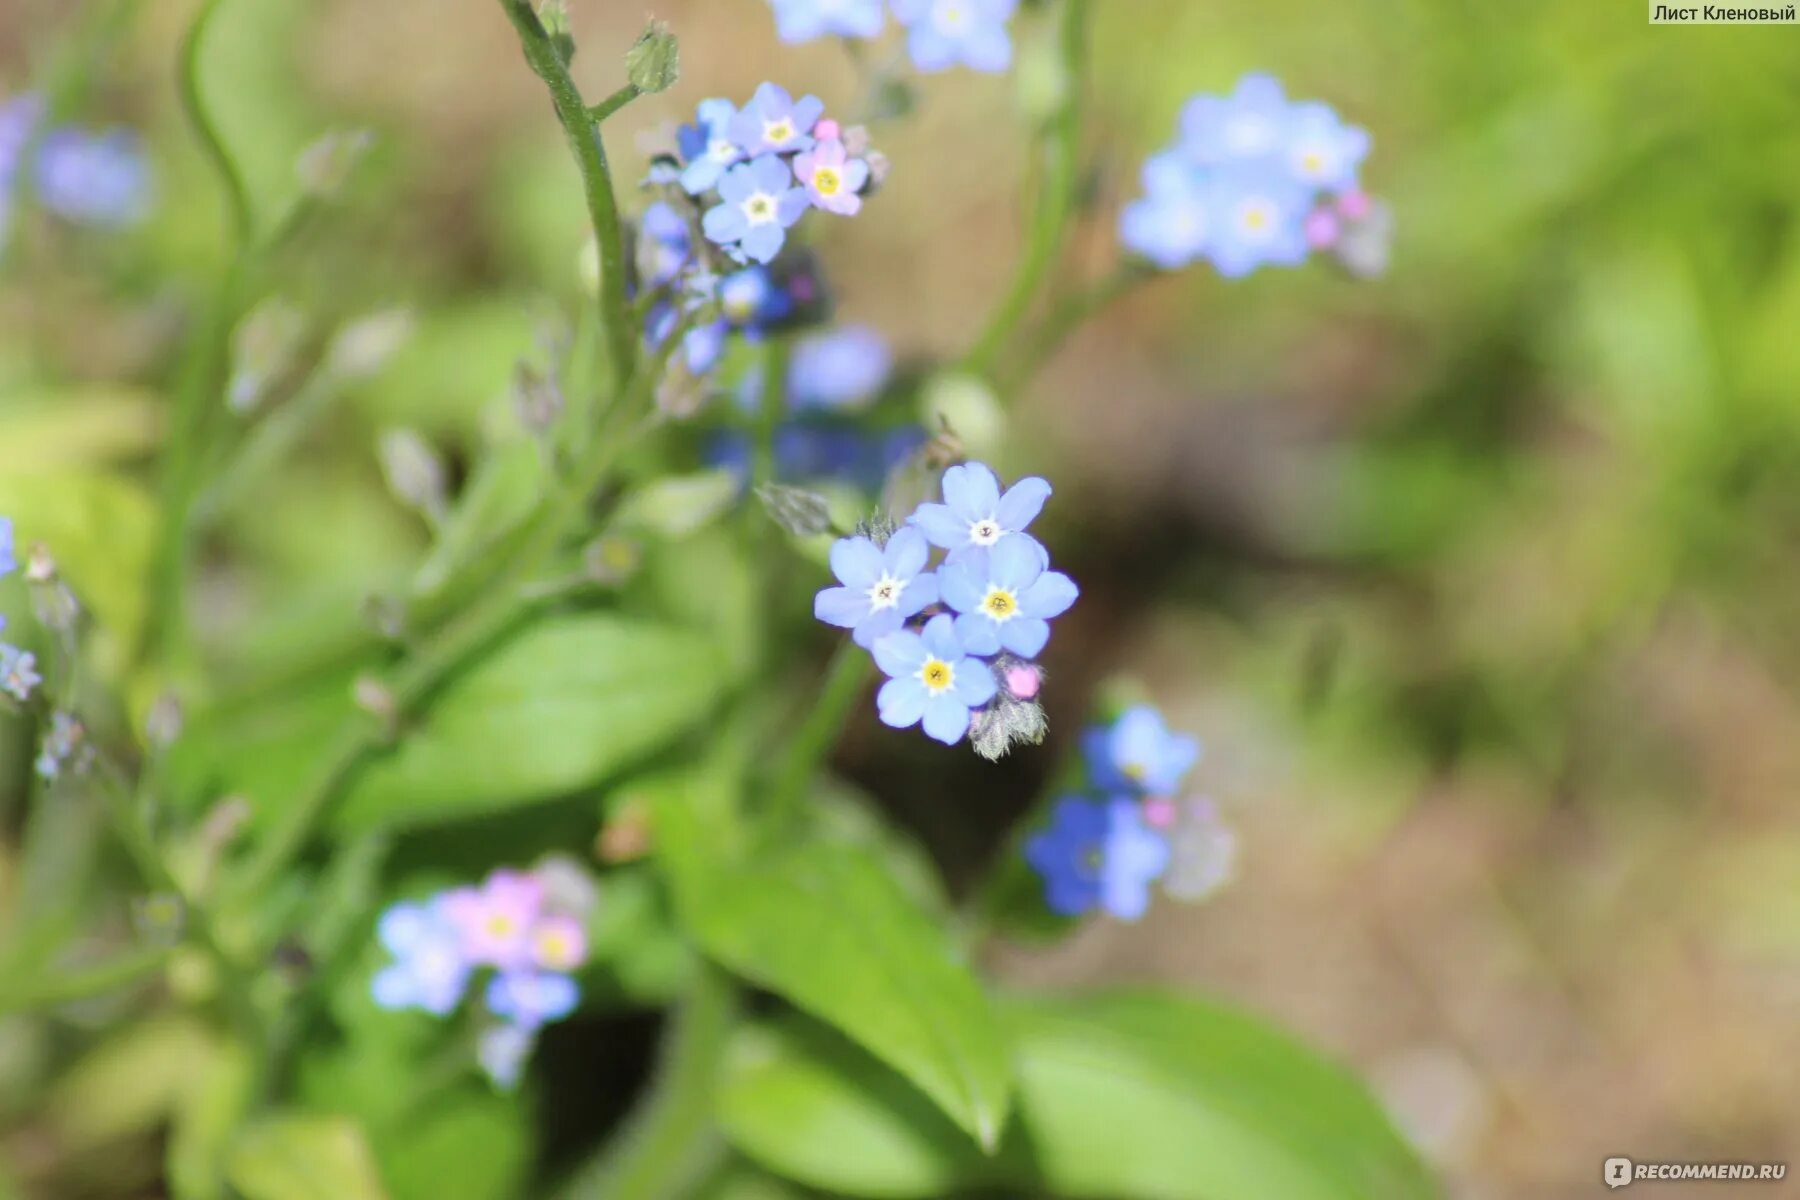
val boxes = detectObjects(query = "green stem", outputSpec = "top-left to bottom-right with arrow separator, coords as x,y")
752,338 -> 789,487
0,944 -> 172,1016
961,0 -> 1091,381
499,0 -> 637,388
177,0 -> 253,246
554,963 -> 737,1200
765,640 -> 871,820
588,83 -> 641,124
997,263 -> 1149,394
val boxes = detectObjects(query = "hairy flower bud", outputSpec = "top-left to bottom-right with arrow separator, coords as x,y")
625,22 -> 680,95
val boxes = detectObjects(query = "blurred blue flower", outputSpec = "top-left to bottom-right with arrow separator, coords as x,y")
636,201 -> 691,291
1283,101 -> 1369,192
1083,704 -> 1200,794
1179,72 -> 1292,167
371,900 -> 471,1016
727,84 -> 823,157
1119,151 -> 1214,270
872,613 -> 997,744
646,304 -> 729,375
814,527 -> 939,647
891,0 -> 1016,73
719,266 -> 791,328
768,0 -> 885,42
35,711 -> 85,781
1205,163 -> 1311,278
35,128 -> 149,227
937,532 -> 1077,658
0,645 -> 40,703
485,971 -> 579,1029
675,98 -> 743,195
478,1023 -> 534,1090
0,516 -> 15,578
790,325 -> 890,410
908,461 -> 1051,559
1025,796 -> 1170,920
702,155 -> 809,265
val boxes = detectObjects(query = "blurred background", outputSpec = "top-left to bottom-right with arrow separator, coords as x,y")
4,0 -> 1800,1196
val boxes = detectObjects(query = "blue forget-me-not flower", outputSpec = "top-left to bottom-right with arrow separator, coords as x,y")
872,613 -> 998,744
1083,704 -> 1201,794
703,155 -> 810,264
1026,796 -> 1172,920
814,527 -> 939,647
768,0 -> 885,42
371,899 -> 472,1016
890,0 -> 1017,73
937,533 -> 1078,658
909,461 -> 1051,560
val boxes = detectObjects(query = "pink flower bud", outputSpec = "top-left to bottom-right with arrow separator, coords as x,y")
1336,189 -> 1370,220
1305,210 -> 1340,249
1142,796 -> 1179,829
813,118 -> 841,141
1004,664 -> 1041,700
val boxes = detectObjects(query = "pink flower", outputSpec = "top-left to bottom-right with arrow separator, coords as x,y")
444,869 -> 545,969
530,914 -> 588,972
1336,189 -> 1371,220
793,139 -> 869,217
1304,209 -> 1340,249
813,118 -> 841,141
1003,663 -> 1042,700
1141,795 -> 1179,828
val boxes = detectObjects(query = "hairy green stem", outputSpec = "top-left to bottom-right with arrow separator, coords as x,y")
589,83 -> 641,124
554,962 -> 737,1200
962,0 -> 1091,381
499,0 -> 637,387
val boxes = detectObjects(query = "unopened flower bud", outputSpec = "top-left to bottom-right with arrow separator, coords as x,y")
378,428 -> 448,524
625,22 -> 680,95
23,544 -> 55,584
513,362 -> 564,435
756,483 -> 832,537
325,309 -> 413,380
296,128 -> 374,200
228,298 -> 307,414
146,693 -> 184,750
583,535 -> 642,586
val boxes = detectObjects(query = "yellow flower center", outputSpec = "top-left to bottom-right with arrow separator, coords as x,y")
814,166 -> 842,196
1122,761 -> 1147,781
920,658 -> 954,693
1242,203 -> 1270,232
1300,149 -> 1326,175
981,588 -> 1018,621
764,118 -> 795,145
536,930 -> 571,964
484,914 -> 516,938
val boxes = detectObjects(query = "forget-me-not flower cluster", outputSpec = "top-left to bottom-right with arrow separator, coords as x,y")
1024,704 -> 1235,921
766,0 -> 1018,74
0,518 -> 37,707
372,863 -> 595,1089
1119,73 -> 1382,279
813,461 -> 1077,748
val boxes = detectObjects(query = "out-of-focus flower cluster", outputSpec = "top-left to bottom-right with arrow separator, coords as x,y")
0,520 -> 34,707
1119,73 -> 1388,279
372,861 -> 596,1089
1025,705 -> 1236,921
813,462 -> 1077,755
767,0 -> 1018,73
0,94 -> 150,248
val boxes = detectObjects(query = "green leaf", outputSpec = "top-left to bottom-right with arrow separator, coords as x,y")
334,614 -> 728,832
227,1113 -> 388,1200
716,993 -> 1436,1200
1007,992 -> 1437,1200
654,794 -> 1012,1151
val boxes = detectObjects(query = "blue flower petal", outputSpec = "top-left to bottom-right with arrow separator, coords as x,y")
999,616 -> 1050,658
1020,570 -> 1078,619
908,502 -> 969,549
921,693 -> 971,744
995,475 -> 1051,531
941,462 -> 1000,520
829,535 -> 884,588
814,586 -> 867,628
872,628 -> 928,676
878,675 -> 928,727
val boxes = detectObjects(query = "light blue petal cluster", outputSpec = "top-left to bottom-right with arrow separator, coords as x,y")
1120,72 -> 1373,277
890,0 -> 1017,72
811,461 -> 1077,748
769,0 -> 886,42
1082,704 -> 1201,794
1025,797 -> 1170,920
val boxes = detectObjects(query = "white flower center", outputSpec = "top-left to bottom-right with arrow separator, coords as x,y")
919,657 -> 955,694
742,190 -> 778,224
866,574 -> 903,611
709,137 -> 736,162
968,517 -> 1002,545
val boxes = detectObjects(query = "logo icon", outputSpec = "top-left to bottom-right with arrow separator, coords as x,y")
1605,1157 -> 1634,1189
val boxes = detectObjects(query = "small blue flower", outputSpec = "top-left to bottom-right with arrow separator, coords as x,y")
1025,796 -> 1170,920
719,266 -> 792,328
645,305 -> 729,376
0,644 -> 41,702
1083,704 -> 1200,794
371,900 -> 471,1016
34,127 -> 149,227
0,516 -> 15,577
478,1023 -> 535,1089
871,613 -> 997,745
35,711 -> 85,781
702,155 -> 810,265
891,0 -> 1016,73
814,527 -> 939,647
675,98 -> 743,196
484,971 -> 579,1029
727,84 -> 824,157
1120,151 -> 1214,270
1282,101 -> 1370,192
1204,163 -> 1312,278
1179,73 -> 1293,167
937,533 -> 1077,658
909,461 -> 1051,559
789,325 -> 890,410
636,201 -> 692,291
768,0 -> 885,42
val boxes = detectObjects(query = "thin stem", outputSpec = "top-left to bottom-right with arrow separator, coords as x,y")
588,83 -> 641,124
997,263 -> 1149,394
752,337 -> 789,486
765,640 -> 871,821
177,0 -> 252,246
961,0 -> 1091,381
499,0 -> 637,388
554,962 -> 737,1200
0,944 -> 172,1016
